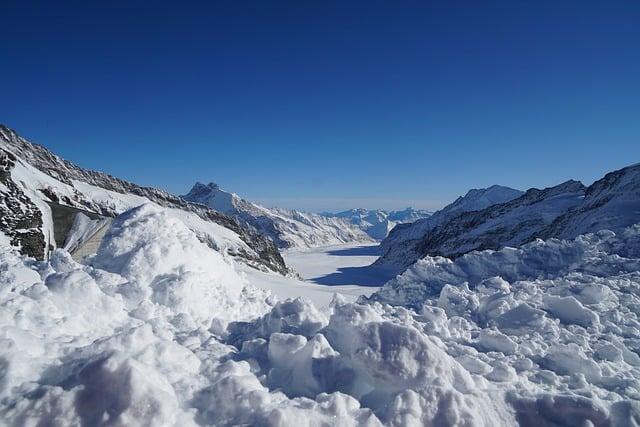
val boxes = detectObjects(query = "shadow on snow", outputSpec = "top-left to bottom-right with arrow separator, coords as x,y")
325,244 -> 383,257
308,245 -> 393,287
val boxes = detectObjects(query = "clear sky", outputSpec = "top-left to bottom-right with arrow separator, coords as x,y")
2,1 -> 639,212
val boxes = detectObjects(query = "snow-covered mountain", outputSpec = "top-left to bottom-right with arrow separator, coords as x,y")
182,182 -> 373,249
377,164 -> 640,272
402,180 -> 586,259
376,185 -> 523,269
0,125 -> 288,274
321,207 -> 432,239
539,163 -> 640,239
387,206 -> 433,222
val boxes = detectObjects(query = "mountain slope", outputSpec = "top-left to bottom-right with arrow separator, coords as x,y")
540,163 -> 640,239
409,180 -> 586,260
376,185 -> 523,269
0,125 -> 288,274
182,182 -> 373,249
322,207 -> 432,239
377,164 -> 640,273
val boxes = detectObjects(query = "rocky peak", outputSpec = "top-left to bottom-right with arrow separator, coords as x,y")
185,182 -> 221,198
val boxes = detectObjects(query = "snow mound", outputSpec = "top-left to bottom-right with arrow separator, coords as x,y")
2,206 -> 640,425
370,226 -> 640,306
366,224 -> 640,425
90,204 -> 256,322
226,297 -> 514,425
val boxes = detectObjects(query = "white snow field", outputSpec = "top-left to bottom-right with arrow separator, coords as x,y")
284,243 -> 393,287
1,205 -> 640,426
237,264 -> 379,309
238,242 -> 387,308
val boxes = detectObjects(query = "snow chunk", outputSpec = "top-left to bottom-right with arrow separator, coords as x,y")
543,294 -> 599,327
478,329 -> 518,355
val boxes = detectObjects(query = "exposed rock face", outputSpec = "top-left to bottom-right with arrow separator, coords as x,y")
0,149 -> 46,259
539,163 -> 640,239
411,180 -> 586,259
0,125 -> 287,274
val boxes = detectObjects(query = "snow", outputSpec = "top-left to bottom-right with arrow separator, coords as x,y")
9,160 -> 69,250
239,265 -> 378,309
0,230 -> 10,246
2,203 -> 640,425
1,150 -> 257,264
240,242 -> 384,308
377,185 -> 523,269
367,225 -> 640,424
322,208 -> 432,239
62,212 -> 110,252
284,243 -> 393,286
72,180 -> 253,258
182,182 -> 374,249
548,163 -> 640,239
384,185 -> 523,246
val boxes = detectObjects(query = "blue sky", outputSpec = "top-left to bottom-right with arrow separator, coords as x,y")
2,1 -> 639,211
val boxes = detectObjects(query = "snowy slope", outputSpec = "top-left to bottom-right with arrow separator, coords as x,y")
2,204 -> 639,425
403,180 -> 586,260
377,185 -> 523,269
182,182 -> 374,248
378,164 -> 640,273
541,163 -> 640,239
322,207 -> 432,239
0,125 -> 287,274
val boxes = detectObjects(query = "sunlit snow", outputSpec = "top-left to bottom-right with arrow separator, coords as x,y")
1,205 -> 639,425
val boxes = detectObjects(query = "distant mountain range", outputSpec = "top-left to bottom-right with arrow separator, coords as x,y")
321,207 -> 432,239
0,125 -> 434,277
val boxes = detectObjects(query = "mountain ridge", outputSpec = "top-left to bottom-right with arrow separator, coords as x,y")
376,164 -> 640,273
181,181 -> 374,249
0,125 -> 288,274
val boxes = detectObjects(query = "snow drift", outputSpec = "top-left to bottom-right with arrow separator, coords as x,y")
1,205 -> 640,425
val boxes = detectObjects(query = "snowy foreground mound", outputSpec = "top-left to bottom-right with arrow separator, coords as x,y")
1,205 -> 640,426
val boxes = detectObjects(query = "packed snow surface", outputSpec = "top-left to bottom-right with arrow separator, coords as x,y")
2,205 -> 640,426
238,265 -> 379,310
284,243 -> 393,287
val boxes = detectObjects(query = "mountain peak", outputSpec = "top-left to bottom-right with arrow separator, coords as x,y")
181,181 -> 239,214
184,182 -> 224,199
191,181 -> 219,192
